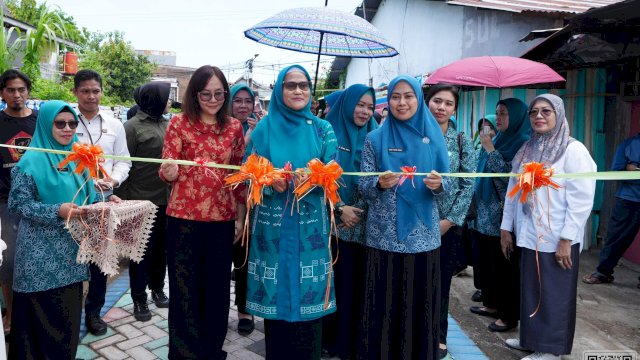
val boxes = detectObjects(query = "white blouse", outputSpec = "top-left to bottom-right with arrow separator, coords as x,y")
500,141 -> 597,253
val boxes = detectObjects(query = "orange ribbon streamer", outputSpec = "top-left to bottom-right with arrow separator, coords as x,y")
507,162 -> 562,318
58,143 -> 109,180
224,154 -> 285,268
293,159 -> 343,309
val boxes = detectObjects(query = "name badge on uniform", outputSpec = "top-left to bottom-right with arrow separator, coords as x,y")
338,146 -> 351,153
57,166 -> 69,173
388,148 -> 404,152
76,132 -> 84,136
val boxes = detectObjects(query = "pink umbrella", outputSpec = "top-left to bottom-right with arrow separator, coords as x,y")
424,56 -> 565,88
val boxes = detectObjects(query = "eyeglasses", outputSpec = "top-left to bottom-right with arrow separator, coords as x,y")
53,120 -> 79,130
232,99 -> 254,106
282,81 -> 311,91
529,108 -> 555,118
198,91 -> 226,102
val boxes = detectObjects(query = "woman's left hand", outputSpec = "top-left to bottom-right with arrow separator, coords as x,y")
555,239 -> 573,270
423,171 -> 442,191
108,194 -> 122,203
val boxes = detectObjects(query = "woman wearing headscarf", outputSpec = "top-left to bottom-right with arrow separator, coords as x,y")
469,98 -> 530,333
358,75 -> 448,360
425,83 -> 476,359
245,65 -> 337,359
321,89 -> 343,118
502,94 -> 596,360
8,100 -> 116,358
116,82 -> 172,321
473,114 -> 497,150
229,83 -> 259,335
320,84 -> 378,359
159,65 -> 246,359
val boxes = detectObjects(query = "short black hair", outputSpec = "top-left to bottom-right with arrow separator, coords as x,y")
425,83 -> 460,111
74,69 -> 102,89
0,69 -> 32,92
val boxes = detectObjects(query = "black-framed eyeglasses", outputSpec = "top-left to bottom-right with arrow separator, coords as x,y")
53,120 -> 79,130
528,108 -> 555,118
198,90 -> 226,102
282,81 -> 311,91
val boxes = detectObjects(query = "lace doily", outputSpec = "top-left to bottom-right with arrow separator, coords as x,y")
69,200 -> 158,276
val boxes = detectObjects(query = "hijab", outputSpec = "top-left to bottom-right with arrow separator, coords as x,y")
135,82 -> 171,119
376,75 -> 449,241
230,84 -> 256,134
475,98 -> 530,203
473,114 -> 497,147
249,65 -> 322,168
325,84 -> 378,202
17,100 -> 95,205
513,93 -> 574,168
324,90 -> 343,109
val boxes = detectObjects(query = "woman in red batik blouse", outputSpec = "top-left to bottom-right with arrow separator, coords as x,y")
159,65 -> 246,360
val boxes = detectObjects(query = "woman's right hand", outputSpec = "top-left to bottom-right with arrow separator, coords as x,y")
272,178 -> 288,193
377,172 -> 400,189
160,161 -> 179,182
500,229 -> 514,258
59,203 -> 86,219
480,132 -> 495,153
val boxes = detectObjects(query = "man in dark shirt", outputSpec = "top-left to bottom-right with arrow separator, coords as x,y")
0,69 -> 38,334
583,133 -> 640,286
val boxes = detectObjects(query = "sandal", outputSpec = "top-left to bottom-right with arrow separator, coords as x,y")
582,272 -> 614,285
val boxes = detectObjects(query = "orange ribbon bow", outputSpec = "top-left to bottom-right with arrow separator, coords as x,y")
398,166 -> 417,188
58,143 -> 109,180
508,162 -> 561,203
293,159 -> 343,205
224,154 -> 284,207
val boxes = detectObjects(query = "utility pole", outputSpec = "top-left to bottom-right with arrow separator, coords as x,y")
246,54 -> 259,88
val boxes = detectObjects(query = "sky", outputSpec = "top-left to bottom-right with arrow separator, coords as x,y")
45,0 -> 364,86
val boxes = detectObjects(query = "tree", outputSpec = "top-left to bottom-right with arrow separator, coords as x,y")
0,12 -> 24,73
79,32 -> 154,103
20,4 -> 68,80
7,0 -> 87,46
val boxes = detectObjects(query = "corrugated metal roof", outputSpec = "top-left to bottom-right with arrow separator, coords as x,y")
446,0 -> 625,14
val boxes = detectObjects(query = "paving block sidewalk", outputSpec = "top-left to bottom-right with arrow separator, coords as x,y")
75,269 -> 487,360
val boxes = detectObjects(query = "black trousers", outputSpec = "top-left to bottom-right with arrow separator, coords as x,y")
476,230 -> 520,324
597,198 -> 640,277
322,240 -> 366,359
471,230 -> 485,290
439,227 -> 465,345
265,318 -> 322,360
10,282 -> 82,360
130,206 -> 168,303
232,235 -> 249,314
166,216 -> 233,360
85,264 -> 107,317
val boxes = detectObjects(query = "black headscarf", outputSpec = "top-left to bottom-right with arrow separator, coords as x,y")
135,82 -> 171,119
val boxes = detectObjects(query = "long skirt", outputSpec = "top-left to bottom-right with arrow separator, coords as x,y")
322,239 -> 366,359
9,282 -> 82,360
358,247 -> 440,360
166,216 -> 234,360
520,244 -> 580,355
264,318 -> 322,360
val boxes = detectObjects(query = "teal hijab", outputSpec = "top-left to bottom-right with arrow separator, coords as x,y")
230,84 -> 256,134
473,114 -> 497,147
17,100 -> 96,205
325,84 -> 378,202
475,98 -> 530,203
377,75 -> 450,241
250,65 -> 322,168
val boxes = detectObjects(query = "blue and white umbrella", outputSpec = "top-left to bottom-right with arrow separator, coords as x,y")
245,6 -> 398,94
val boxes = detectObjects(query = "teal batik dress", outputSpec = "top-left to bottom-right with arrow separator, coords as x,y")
245,119 -> 338,321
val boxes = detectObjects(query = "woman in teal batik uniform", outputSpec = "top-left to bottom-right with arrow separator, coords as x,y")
245,65 -> 337,360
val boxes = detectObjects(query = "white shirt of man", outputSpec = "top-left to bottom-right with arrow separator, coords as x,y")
74,108 -> 131,186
